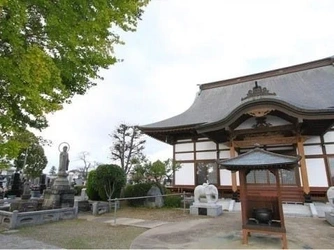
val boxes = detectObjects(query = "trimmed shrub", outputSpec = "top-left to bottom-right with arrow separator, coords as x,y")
164,195 -> 182,208
86,170 -> 100,200
95,164 -> 126,201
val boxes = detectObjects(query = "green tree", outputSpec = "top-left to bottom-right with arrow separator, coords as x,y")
130,162 -> 147,184
95,164 -> 126,201
0,0 -> 149,165
130,158 -> 181,185
14,143 -> 48,179
109,124 -> 146,174
86,169 -> 100,201
49,166 -> 57,176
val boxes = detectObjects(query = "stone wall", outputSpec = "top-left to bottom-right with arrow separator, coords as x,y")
0,205 -> 78,229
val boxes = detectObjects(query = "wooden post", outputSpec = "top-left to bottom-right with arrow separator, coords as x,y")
230,142 -> 238,194
297,137 -> 310,195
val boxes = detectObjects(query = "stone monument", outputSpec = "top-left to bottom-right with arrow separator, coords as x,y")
21,181 -> 31,200
325,186 -> 334,226
190,182 -> 222,217
42,142 -> 75,209
145,185 -> 164,208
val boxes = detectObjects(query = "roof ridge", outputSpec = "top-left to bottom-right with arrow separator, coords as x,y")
200,56 -> 334,90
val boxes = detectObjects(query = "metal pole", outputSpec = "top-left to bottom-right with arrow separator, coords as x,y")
113,198 -> 118,225
183,191 -> 186,213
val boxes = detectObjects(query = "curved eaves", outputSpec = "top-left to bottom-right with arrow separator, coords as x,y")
196,98 -> 334,133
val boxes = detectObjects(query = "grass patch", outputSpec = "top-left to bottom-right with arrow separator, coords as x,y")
15,218 -> 146,249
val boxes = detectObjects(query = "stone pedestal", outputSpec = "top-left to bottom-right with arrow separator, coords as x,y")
325,211 -> 334,226
42,175 -> 75,209
190,203 -> 223,217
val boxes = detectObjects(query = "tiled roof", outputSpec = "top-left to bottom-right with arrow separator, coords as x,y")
219,148 -> 300,170
140,56 -> 334,132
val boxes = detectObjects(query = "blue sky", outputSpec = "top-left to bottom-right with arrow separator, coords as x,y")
38,0 -> 334,173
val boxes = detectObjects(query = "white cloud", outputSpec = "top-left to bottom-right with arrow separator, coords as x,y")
39,0 -> 334,173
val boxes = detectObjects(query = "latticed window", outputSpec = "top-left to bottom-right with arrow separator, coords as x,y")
246,168 -> 297,185
196,162 -> 218,185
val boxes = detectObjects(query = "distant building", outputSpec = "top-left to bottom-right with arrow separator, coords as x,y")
139,56 -> 334,203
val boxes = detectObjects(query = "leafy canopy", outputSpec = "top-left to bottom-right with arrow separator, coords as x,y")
0,0 -> 149,166
130,158 -> 181,184
95,164 -> 126,201
14,142 -> 48,179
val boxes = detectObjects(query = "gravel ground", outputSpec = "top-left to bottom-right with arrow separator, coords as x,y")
0,207 -> 193,249
1,206 -> 333,249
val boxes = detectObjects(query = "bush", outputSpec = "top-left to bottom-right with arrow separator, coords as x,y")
124,182 -> 166,207
73,185 -> 85,196
164,195 -> 182,208
95,164 -> 126,201
86,170 -> 101,200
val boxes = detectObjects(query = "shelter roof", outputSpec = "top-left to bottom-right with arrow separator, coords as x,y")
218,147 -> 300,171
139,56 -> 334,134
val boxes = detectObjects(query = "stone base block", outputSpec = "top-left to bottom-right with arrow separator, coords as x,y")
42,188 -> 75,209
190,203 -> 223,217
325,212 -> 334,226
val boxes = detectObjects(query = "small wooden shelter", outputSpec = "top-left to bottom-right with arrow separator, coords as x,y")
219,147 -> 301,249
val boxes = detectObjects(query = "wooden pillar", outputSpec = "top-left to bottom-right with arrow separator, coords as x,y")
297,137 -> 310,195
230,142 -> 238,199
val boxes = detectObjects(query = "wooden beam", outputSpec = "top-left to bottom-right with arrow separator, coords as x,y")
233,136 -> 297,148
297,137 -> 310,194
230,142 -> 238,192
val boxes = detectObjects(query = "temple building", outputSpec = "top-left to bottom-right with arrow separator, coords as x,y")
139,56 -> 334,203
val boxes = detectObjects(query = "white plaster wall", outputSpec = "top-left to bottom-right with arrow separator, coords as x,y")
175,143 -> 193,152
303,145 -> 323,155
220,169 -> 232,185
304,136 -> 321,144
325,144 -> 334,154
219,150 -> 230,159
306,158 -> 328,187
196,151 -> 217,160
196,141 -> 216,151
174,163 -> 194,185
324,131 -> 334,143
174,153 -> 194,161
218,143 -> 230,150
235,115 -> 290,130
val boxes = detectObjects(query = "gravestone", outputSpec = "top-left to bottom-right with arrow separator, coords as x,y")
21,181 -> 31,200
145,185 -> 164,208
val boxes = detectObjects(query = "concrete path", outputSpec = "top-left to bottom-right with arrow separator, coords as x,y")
130,211 -> 334,249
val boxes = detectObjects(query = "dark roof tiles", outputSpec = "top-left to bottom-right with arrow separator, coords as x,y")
219,148 -> 301,170
140,57 -> 334,130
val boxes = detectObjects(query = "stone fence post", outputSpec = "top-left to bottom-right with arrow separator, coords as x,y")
92,202 -> 98,216
10,210 -> 18,229
74,200 -> 79,217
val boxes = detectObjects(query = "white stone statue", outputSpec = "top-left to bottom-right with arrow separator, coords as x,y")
194,183 -> 219,204
327,186 -> 334,212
